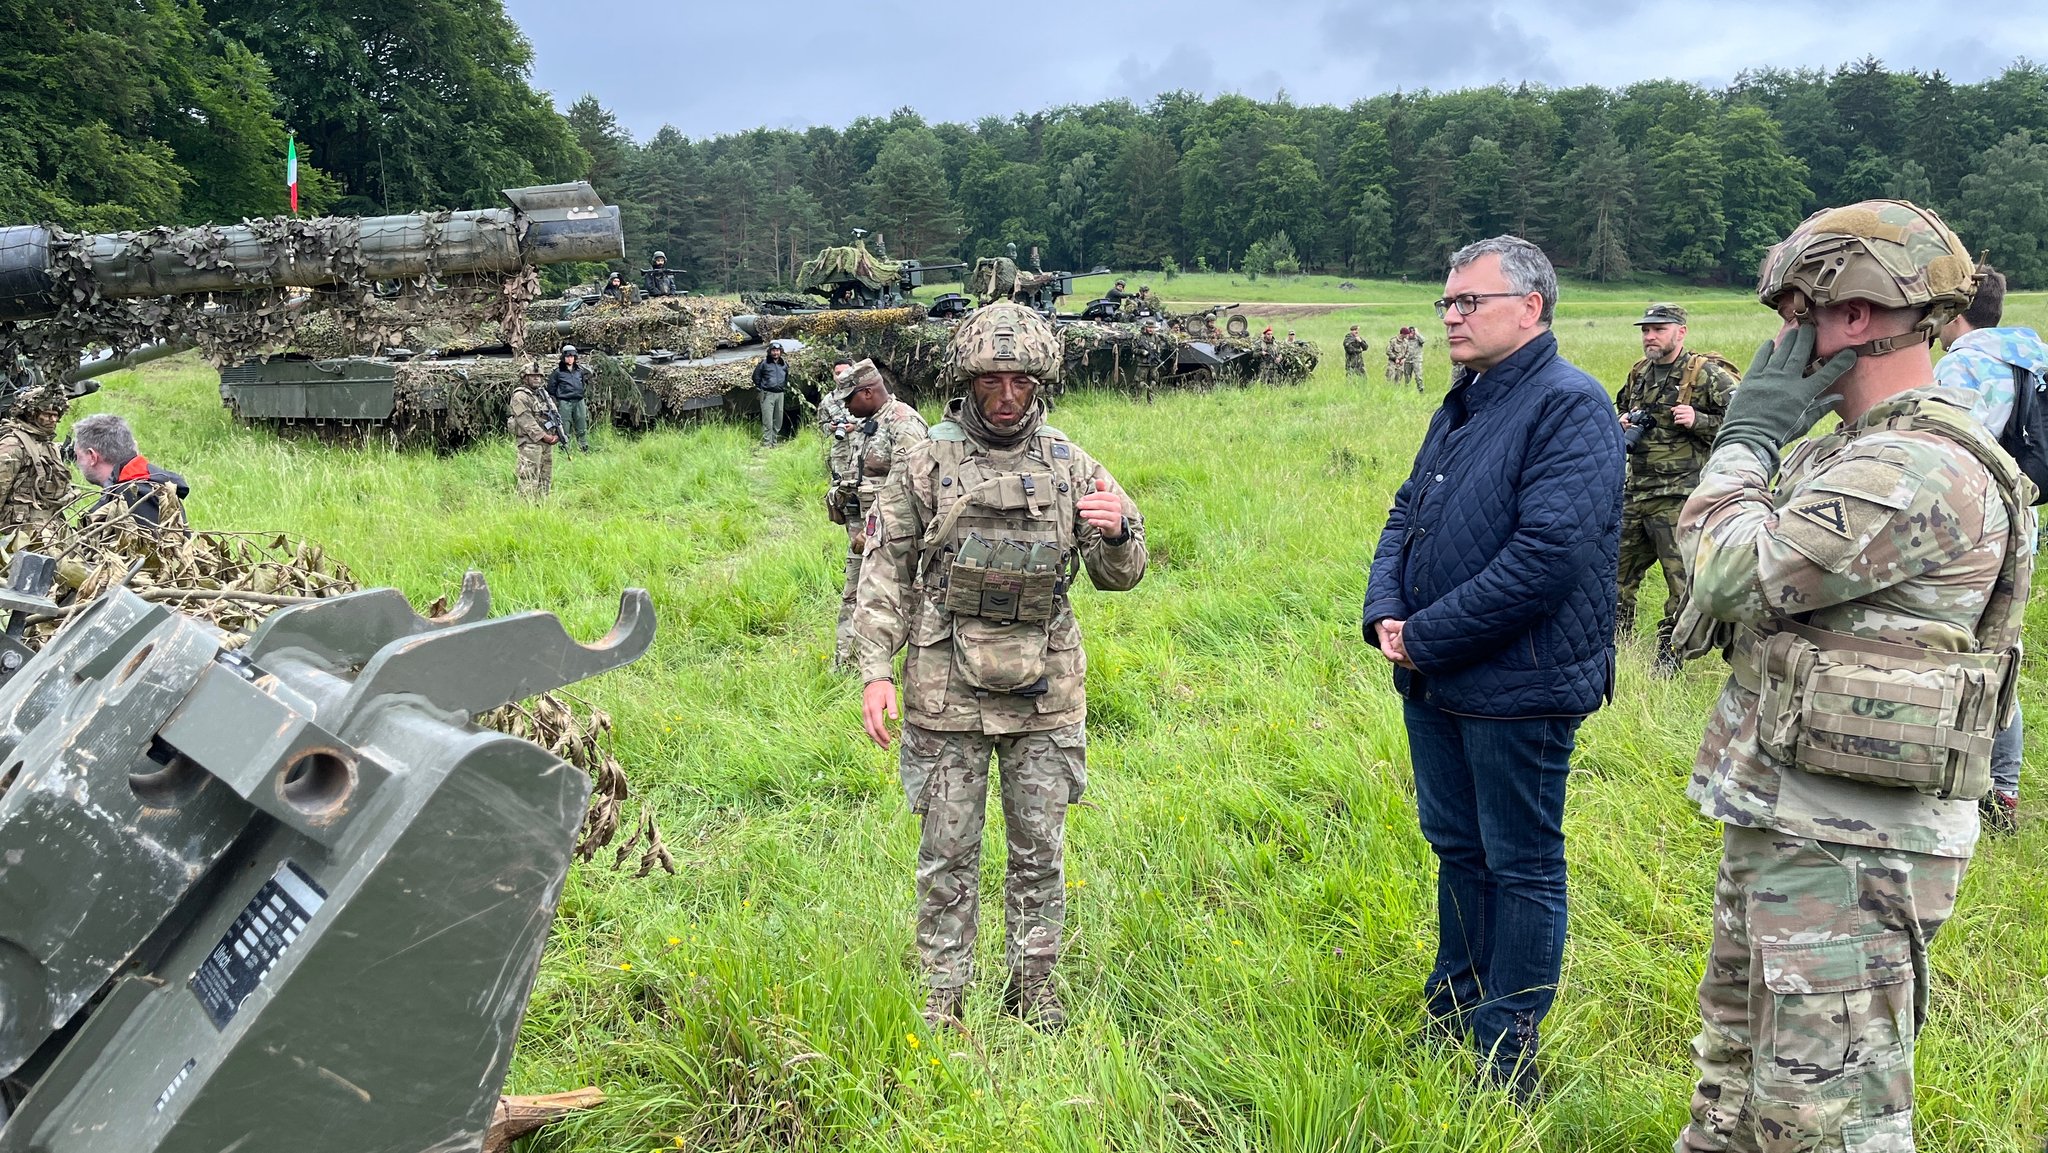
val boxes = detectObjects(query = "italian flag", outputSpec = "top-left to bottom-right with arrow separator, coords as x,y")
287,135 -> 299,214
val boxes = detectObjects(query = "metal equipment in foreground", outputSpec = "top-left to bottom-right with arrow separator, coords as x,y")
0,563 -> 653,1151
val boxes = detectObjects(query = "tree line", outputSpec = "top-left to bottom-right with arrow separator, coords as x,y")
6,4 -> 2048,289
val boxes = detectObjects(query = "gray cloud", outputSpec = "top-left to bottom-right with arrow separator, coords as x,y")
500,0 -> 2048,141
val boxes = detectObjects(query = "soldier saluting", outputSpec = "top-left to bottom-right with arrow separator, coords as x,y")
1671,201 -> 2029,1152
1614,302 -> 1738,674
853,302 -> 1146,1033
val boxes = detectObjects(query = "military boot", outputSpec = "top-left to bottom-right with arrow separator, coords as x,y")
1002,971 -> 1068,1032
922,985 -> 965,1030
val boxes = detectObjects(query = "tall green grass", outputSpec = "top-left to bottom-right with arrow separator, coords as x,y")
74,284 -> 2047,1151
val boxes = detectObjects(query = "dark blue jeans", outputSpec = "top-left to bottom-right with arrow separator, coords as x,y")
1403,698 -> 1579,1076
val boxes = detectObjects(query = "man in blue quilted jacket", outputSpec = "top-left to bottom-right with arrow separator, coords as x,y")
1363,235 -> 1625,1102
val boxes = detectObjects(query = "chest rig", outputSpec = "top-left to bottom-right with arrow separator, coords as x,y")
2,425 -> 68,507
918,423 -> 1082,624
1735,399 -> 2033,801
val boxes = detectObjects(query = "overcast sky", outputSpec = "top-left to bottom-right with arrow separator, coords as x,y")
502,1 -> 2047,142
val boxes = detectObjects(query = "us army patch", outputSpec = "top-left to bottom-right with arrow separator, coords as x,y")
1790,496 -> 1851,537
1052,443 -> 1070,459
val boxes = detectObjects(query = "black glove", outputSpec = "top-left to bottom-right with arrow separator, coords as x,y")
1714,324 -> 1855,471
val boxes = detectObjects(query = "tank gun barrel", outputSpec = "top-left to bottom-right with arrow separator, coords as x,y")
0,182 -> 624,324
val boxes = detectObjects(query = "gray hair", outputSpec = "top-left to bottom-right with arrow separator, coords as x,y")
71,412 -> 137,464
1449,235 -> 1557,325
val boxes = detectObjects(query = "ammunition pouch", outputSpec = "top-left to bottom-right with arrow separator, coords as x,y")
942,534 -> 1067,623
1733,622 -> 2011,801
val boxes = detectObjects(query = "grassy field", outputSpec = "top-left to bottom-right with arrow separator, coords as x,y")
75,281 -> 2047,1151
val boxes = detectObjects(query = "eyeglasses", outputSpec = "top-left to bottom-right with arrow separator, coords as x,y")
1433,292 -> 1525,319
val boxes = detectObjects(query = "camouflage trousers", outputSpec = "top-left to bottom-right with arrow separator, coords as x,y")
515,441 -> 552,499
1618,494 -> 1688,644
1677,823 -> 1967,1153
1345,352 -> 1366,376
900,722 -> 1087,990
833,523 -> 862,671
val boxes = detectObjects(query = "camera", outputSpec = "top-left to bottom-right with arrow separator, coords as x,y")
1622,409 -> 1652,452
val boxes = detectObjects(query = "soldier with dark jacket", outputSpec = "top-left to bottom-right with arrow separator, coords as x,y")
70,413 -> 190,529
855,302 -> 1146,1034
546,346 -> 594,454
1614,303 -> 1739,673
642,251 -> 676,297
752,345 -> 790,448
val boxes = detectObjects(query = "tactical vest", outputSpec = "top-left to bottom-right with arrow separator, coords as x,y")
0,425 -> 70,524
1731,399 -> 2032,801
916,421 -> 1087,694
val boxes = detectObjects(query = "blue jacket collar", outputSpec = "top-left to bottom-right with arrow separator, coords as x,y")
1445,330 -> 1558,423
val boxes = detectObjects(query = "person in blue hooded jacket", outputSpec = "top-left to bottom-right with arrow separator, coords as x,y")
1362,235 -> 1624,1102
1935,263 -> 2040,836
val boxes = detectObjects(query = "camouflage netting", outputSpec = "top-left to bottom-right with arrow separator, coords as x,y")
0,214 -> 537,380
794,241 -> 901,296
1,490 -> 668,875
387,350 -> 634,443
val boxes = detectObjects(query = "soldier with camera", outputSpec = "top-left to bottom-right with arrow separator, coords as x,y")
1614,302 -> 1738,674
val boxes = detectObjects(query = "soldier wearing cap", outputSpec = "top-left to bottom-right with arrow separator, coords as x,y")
0,381 -> 74,535
1614,302 -> 1739,674
507,366 -> 559,499
1343,325 -> 1369,377
853,302 -> 1146,1033
1670,200 -> 2029,1151
546,345 -> 594,454
827,359 -> 927,670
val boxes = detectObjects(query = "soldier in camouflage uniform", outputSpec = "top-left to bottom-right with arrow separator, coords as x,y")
507,368 -> 559,499
1133,319 -> 1170,403
1343,325 -> 1368,377
854,302 -> 1147,1032
1615,303 -> 1740,674
829,360 -> 928,671
1671,200 -> 2028,1153
0,382 -> 74,535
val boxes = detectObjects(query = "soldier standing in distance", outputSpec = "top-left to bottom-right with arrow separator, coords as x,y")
1614,303 -> 1739,674
508,367 -> 559,499
0,383 -> 74,535
854,302 -> 1146,1033
1343,325 -> 1369,377
1404,327 -> 1427,390
828,360 -> 928,672
1134,318 -> 1169,403
1671,201 -> 2029,1152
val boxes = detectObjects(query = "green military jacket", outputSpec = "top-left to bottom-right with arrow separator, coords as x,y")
1615,348 -> 1739,502
506,385 -> 556,445
854,406 -> 1146,735
0,420 -> 71,534
1678,385 -> 2032,858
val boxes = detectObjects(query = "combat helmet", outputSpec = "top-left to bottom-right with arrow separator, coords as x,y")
946,301 -> 1062,384
13,381 -> 68,420
1756,199 -> 1981,355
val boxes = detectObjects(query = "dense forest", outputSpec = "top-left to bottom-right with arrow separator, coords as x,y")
7,1 -> 2048,287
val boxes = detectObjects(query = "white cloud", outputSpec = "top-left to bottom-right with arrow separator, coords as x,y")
501,0 -> 2048,139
